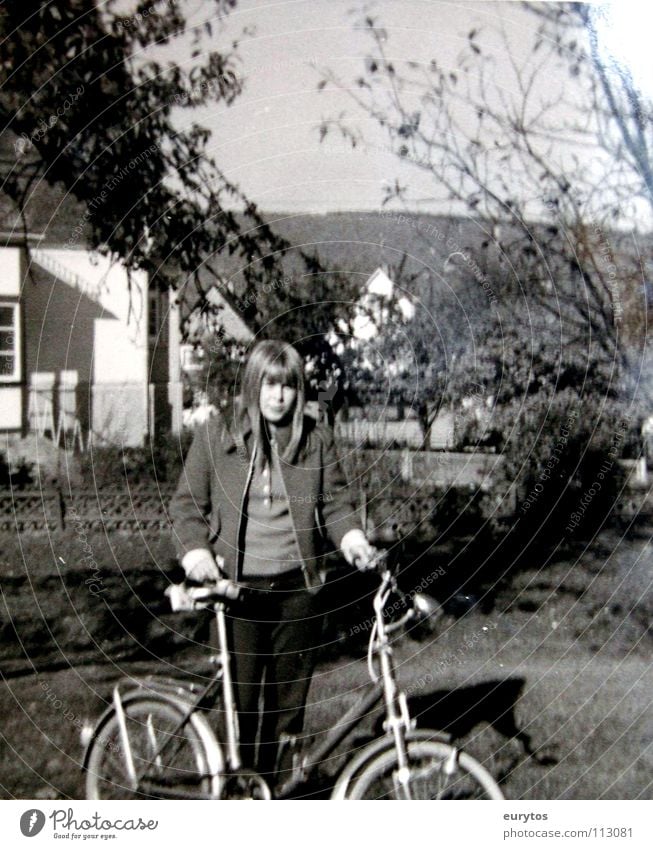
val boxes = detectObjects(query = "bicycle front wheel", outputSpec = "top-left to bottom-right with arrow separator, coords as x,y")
85,697 -> 220,800
345,740 -> 504,799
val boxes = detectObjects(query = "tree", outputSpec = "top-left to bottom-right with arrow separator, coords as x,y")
1,1 -> 290,307
340,250 -> 492,444
317,4 -> 651,391
186,261 -> 361,413
0,0 -> 366,393
317,3 -> 650,539
532,3 -> 653,217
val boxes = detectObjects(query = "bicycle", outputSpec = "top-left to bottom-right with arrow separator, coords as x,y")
82,552 -> 504,799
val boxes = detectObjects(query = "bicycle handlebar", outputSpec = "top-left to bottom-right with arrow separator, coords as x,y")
166,579 -> 241,611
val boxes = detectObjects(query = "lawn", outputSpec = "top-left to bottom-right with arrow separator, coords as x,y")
0,522 -> 650,799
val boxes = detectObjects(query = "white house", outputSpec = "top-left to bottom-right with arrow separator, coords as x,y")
330,266 -> 455,449
0,234 -> 182,448
349,266 -> 415,341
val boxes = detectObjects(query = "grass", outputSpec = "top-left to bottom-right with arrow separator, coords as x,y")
0,521 -> 651,799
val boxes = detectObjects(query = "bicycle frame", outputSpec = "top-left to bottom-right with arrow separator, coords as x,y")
277,568 -> 447,798
84,565 -> 447,799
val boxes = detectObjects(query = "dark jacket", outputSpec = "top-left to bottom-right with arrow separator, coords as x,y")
169,410 -> 362,590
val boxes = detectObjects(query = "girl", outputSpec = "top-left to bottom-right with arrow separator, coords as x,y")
170,339 -> 375,781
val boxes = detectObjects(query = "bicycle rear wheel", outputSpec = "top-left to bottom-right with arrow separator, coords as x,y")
85,696 -> 219,799
345,740 -> 504,799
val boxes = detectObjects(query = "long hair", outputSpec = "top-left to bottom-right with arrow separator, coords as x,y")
239,339 -> 306,464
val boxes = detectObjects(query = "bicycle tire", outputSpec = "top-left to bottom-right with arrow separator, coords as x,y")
85,696 -> 221,799
344,740 -> 504,799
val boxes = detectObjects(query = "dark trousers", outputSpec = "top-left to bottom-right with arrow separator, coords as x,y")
222,575 -> 321,780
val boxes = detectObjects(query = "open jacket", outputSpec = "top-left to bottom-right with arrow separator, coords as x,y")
169,409 -> 362,591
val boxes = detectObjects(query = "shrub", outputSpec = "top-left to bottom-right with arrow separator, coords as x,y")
471,389 -> 631,545
79,429 -> 193,488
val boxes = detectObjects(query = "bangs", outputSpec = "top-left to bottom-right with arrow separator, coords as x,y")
263,360 -> 299,387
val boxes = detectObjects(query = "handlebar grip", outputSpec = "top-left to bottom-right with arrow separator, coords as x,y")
166,579 -> 241,611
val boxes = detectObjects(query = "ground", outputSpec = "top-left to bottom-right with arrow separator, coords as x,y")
0,522 -> 650,800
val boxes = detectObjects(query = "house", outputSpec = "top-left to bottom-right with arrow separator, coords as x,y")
347,266 -> 415,341
0,231 -> 182,448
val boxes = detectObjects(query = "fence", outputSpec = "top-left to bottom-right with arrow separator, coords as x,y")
0,486 -> 176,533
0,458 -> 649,535
24,378 -> 183,451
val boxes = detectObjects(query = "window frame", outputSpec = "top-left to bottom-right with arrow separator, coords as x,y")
0,301 -> 21,383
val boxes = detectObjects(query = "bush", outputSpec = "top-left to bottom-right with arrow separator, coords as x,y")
471,389 -> 630,545
79,429 -> 193,488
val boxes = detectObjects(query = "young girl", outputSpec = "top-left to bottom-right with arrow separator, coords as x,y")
170,339 -> 375,781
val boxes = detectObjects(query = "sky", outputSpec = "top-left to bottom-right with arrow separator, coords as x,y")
151,0 -> 652,217
166,0 -> 556,213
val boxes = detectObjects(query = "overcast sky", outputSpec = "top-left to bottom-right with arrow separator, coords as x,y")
164,0 -> 650,215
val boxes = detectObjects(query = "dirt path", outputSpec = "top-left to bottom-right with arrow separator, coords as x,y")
1,629 -> 650,800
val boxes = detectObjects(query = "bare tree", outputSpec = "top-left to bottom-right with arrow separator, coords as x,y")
315,4 -> 652,538
532,2 -> 653,216
317,4 -> 651,404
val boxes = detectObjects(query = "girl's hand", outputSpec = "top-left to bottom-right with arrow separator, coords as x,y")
341,529 -> 377,571
182,549 -> 223,583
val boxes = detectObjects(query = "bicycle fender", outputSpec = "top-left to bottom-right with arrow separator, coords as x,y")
330,729 -> 450,800
81,687 -> 225,793
113,675 -> 208,705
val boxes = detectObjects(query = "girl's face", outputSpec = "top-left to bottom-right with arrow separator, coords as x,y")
259,374 -> 297,424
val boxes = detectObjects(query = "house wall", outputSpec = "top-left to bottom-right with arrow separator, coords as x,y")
27,249 -> 149,446
168,294 -> 182,434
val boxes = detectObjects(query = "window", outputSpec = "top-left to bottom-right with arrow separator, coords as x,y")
0,302 -> 20,382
